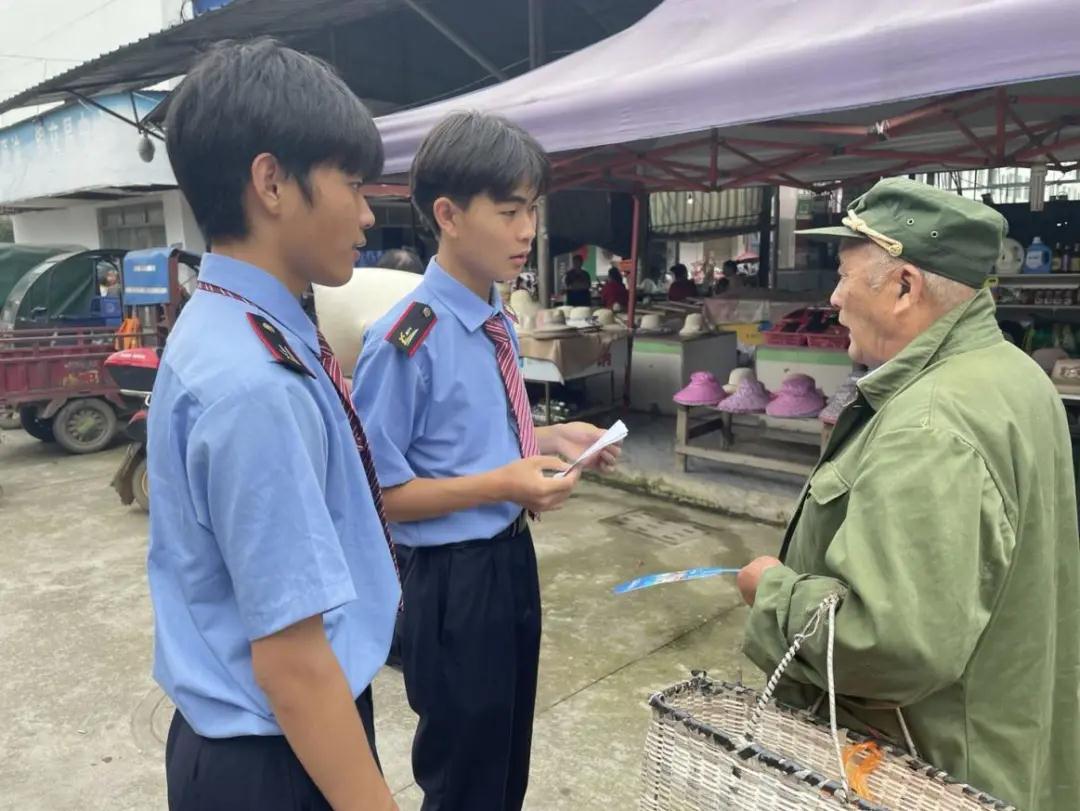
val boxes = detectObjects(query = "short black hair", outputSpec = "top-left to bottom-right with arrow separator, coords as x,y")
165,38 -> 384,243
571,254 -> 584,266
376,248 -> 425,274
671,263 -> 689,280
607,267 -> 623,283
410,111 -> 550,234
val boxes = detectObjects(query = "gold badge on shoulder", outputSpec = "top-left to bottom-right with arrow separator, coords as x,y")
385,302 -> 437,357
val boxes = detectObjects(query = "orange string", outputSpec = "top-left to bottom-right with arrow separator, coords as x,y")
842,741 -> 884,802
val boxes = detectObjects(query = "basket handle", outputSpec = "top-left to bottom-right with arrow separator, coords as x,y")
742,593 -> 851,801
742,593 -> 920,805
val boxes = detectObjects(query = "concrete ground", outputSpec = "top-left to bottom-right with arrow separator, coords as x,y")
591,411 -> 808,526
0,428 -> 780,811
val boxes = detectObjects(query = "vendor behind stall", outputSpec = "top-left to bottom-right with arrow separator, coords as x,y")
667,263 -> 697,301
600,267 -> 629,310
563,253 -> 591,306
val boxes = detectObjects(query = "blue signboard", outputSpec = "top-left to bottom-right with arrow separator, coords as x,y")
123,248 -> 171,305
194,0 -> 234,13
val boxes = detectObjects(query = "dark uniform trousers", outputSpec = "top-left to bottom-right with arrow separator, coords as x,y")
398,517 -> 541,811
165,689 -> 378,810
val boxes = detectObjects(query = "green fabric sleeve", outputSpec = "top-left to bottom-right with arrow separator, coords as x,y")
744,427 -> 1014,707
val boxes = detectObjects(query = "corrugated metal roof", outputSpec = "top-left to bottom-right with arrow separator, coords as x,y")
650,189 -> 765,237
0,0 -> 659,116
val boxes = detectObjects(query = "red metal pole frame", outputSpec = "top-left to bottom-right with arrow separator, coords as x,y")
1014,133 -> 1080,162
1010,95 -> 1080,106
622,194 -> 642,408
722,149 -> 831,188
843,146 -> 987,166
709,128 -> 719,185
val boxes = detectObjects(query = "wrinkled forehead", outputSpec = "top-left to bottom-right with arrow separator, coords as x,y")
838,238 -> 889,266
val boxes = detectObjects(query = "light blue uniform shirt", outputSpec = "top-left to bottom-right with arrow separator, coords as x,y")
147,253 -> 400,738
352,259 -> 524,547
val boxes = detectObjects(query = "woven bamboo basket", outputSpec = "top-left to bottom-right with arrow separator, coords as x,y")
639,595 -> 1017,811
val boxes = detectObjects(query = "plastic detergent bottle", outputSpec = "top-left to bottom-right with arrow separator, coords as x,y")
1024,237 -> 1052,274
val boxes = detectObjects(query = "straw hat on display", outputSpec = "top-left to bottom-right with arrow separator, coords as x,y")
593,308 -> 616,326
679,313 -> 708,337
1051,358 -> 1080,395
723,367 -> 755,395
637,313 -> 665,333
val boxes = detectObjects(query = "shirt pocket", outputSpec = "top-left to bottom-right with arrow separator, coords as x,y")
807,461 -> 852,507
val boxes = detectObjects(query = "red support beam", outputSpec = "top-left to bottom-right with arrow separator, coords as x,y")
724,134 -> 829,151
709,128 -> 719,185
1006,111 -> 1067,167
1013,133 -> 1080,162
842,146 -> 988,167
550,147 -> 605,170
761,119 -> 870,137
622,194 -> 642,408
1010,95 -> 1080,106
722,149 -> 830,189
878,90 -> 991,136
949,113 -> 996,160
839,160 -> 923,188
717,139 -> 815,188
650,157 -> 712,175
873,93 -> 997,146
614,146 -> 713,192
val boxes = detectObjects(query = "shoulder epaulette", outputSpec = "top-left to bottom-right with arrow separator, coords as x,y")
385,301 -> 437,357
247,312 -> 315,378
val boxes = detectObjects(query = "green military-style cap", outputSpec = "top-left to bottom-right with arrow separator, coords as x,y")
796,177 -> 1008,288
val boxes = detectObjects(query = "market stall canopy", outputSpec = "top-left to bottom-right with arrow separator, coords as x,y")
0,0 -> 659,119
376,0 -> 1080,189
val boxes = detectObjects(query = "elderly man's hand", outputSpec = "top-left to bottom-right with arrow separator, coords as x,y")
737,556 -> 782,606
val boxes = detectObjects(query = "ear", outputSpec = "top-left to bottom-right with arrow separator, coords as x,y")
432,196 -> 460,238
894,263 -> 923,314
248,152 -> 286,219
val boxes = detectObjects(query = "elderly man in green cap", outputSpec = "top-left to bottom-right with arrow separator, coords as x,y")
738,178 -> 1078,810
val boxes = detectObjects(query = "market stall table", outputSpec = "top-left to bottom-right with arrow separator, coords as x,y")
674,405 -> 820,478
630,331 -> 737,416
519,330 -> 628,424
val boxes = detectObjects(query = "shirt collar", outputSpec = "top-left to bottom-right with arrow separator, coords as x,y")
197,253 -> 319,354
857,287 -> 1001,411
422,257 -> 500,333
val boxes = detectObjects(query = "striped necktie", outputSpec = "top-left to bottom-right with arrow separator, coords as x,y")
482,314 -> 539,459
316,330 -> 400,585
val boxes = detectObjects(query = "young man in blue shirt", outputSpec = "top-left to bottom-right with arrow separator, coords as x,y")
353,112 -> 619,811
148,40 -> 400,811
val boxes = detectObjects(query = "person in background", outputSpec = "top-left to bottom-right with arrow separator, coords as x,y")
563,253 -> 591,306
377,248 -> 425,275
99,266 -> 121,297
600,266 -> 629,310
712,259 -> 740,295
666,262 -> 697,301
638,265 -> 663,296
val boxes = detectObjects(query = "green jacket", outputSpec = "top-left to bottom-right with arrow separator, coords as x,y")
744,289 -> 1079,810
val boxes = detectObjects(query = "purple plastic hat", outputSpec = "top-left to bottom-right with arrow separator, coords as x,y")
714,375 -> 771,413
673,371 -> 725,406
767,373 -> 825,418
